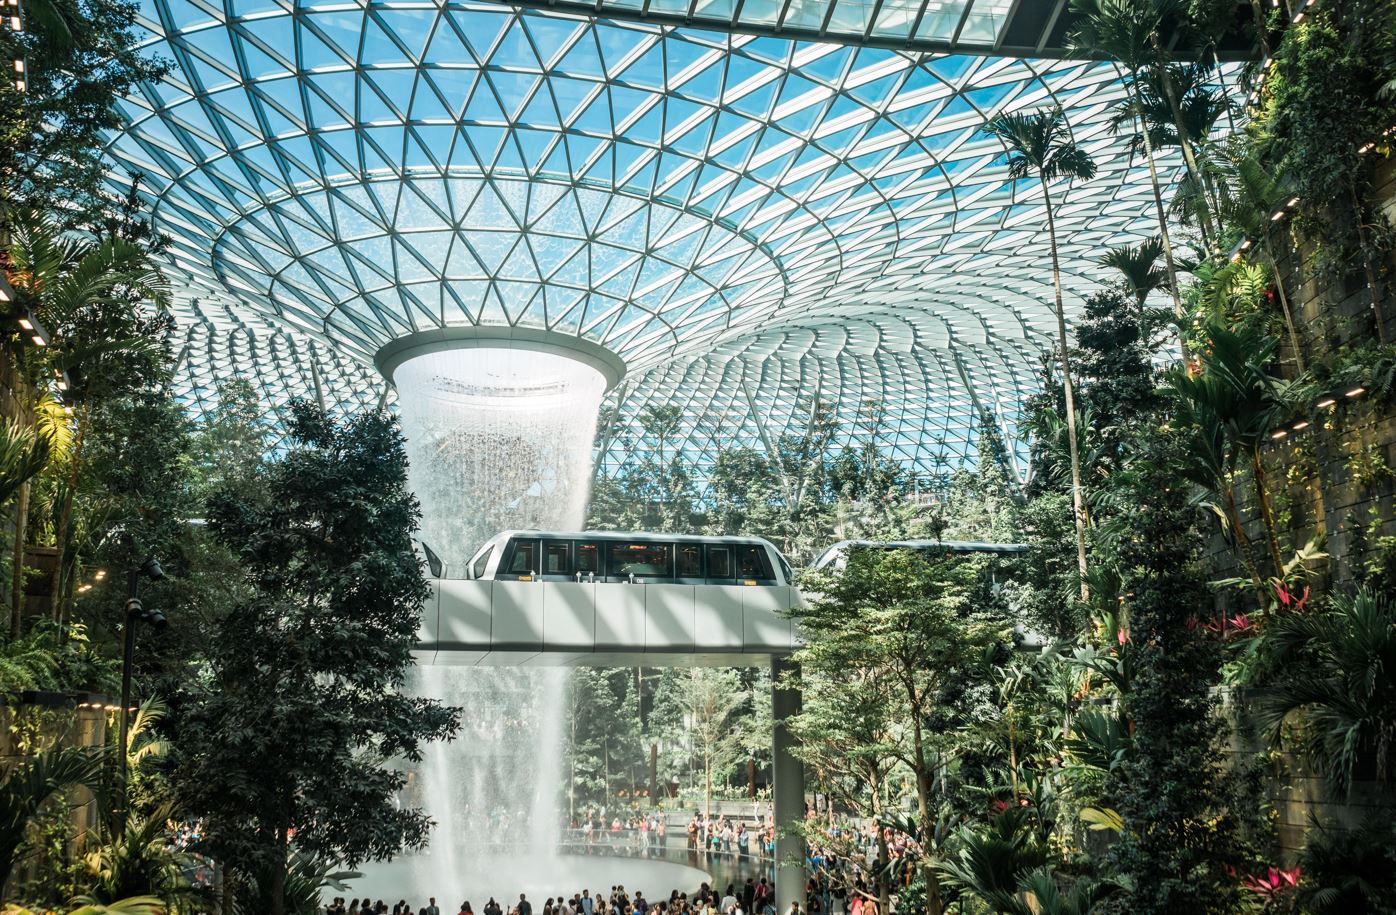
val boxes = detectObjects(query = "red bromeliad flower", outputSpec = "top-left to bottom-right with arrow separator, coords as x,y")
1274,583 -> 1310,611
1241,866 -> 1300,900
1116,628 -> 1129,646
1187,613 -> 1254,640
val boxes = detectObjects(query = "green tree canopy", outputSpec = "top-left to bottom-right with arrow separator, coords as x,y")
174,402 -> 459,915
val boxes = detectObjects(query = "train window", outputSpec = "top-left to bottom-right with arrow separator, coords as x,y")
707,545 -> 732,579
677,544 -> 702,578
736,544 -> 773,580
609,542 -> 672,578
544,541 -> 570,574
506,539 -> 537,574
577,542 -> 600,574
471,546 -> 493,580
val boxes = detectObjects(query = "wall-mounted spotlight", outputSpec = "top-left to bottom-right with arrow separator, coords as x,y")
15,311 -> 49,347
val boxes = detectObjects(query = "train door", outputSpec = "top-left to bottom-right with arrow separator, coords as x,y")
540,539 -> 572,581
675,542 -> 705,585
705,544 -> 734,584
575,540 -> 602,582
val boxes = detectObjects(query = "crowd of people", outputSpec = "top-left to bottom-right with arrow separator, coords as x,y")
322,881 -> 790,915
564,807 -> 779,863
683,813 -> 777,860
319,808 -> 906,915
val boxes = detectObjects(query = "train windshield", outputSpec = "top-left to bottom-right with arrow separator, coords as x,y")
471,545 -> 493,579
736,544 -> 774,580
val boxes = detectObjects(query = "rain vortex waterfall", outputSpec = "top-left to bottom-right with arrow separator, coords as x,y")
388,346 -> 606,896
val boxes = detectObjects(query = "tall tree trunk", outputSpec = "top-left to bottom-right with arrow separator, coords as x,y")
1262,235 -> 1306,373
269,824 -> 289,915
1350,186 -> 1389,343
875,825 -> 890,915
704,756 -> 712,824
51,404 -> 87,625
1041,179 -> 1090,602
9,480 -> 28,637
1007,715 -> 1021,803
909,714 -> 943,915
1249,449 -> 1285,578
1153,56 -> 1220,255
650,743 -> 658,807
1222,484 -> 1265,596
1131,86 -> 1187,320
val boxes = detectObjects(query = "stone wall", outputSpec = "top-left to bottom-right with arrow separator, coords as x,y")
1208,155 -> 1396,591
1223,688 -> 1393,856
1207,156 -> 1396,858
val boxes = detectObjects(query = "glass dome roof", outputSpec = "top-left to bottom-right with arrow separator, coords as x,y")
108,0 -> 1203,482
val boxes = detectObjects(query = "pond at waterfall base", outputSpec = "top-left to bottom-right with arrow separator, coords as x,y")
348,844 -> 774,905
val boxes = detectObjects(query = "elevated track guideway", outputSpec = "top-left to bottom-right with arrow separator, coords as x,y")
416,579 -> 803,666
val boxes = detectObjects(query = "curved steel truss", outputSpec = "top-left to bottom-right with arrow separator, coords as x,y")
108,0 -> 1203,482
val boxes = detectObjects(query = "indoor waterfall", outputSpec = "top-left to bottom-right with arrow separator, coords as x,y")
353,345 -> 612,901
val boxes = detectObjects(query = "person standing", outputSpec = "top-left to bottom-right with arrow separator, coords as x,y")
582,890 -> 594,915
518,895 -> 533,915
428,898 -> 441,915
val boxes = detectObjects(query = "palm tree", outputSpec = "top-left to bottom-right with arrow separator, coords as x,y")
0,745 -> 104,893
1167,366 -> 1265,592
1168,320 -> 1303,579
1216,147 -> 1307,372
938,808 -> 1048,912
1258,589 -> 1396,799
1110,63 -> 1231,255
999,871 -> 1121,915
80,803 -> 197,907
1069,0 -> 1187,319
981,106 -> 1096,600
1107,64 -> 1227,249
4,210 -> 168,625
1100,237 -> 1168,307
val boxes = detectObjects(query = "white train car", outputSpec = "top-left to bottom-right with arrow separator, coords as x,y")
464,530 -> 794,587
810,538 -> 1029,572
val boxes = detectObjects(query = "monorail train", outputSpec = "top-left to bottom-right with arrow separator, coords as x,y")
810,539 -> 1029,572
465,530 -> 794,586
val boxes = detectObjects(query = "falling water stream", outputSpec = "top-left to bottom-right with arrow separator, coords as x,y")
351,346 -> 709,903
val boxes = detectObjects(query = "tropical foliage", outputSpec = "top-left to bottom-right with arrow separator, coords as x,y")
3,0 -> 1396,913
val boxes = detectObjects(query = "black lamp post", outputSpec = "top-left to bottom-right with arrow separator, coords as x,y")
117,557 -> 167,832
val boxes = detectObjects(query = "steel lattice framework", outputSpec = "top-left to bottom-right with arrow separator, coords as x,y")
107,0 -> 1199,484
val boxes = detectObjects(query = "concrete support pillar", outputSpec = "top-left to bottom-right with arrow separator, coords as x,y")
771,655 -> 805,914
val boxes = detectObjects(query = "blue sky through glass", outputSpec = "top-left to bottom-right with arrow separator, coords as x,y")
105,1 -> 1216,486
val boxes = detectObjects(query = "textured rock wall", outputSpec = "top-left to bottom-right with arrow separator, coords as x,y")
1208,156 -> 1396,856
